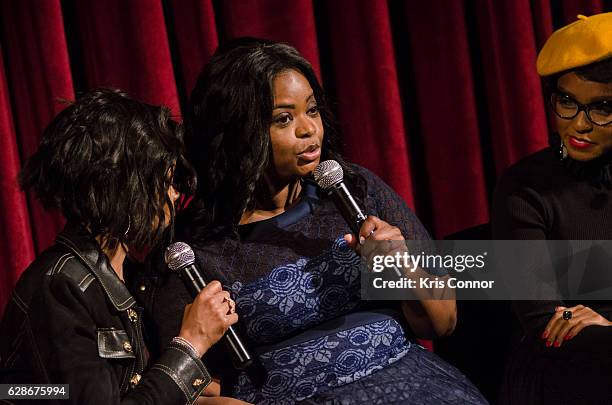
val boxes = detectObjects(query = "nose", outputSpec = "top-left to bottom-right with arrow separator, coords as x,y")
573,110 -> 593,133
295,115 -> 316,139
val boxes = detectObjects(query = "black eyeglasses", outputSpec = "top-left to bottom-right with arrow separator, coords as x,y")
550,92 -> 612,126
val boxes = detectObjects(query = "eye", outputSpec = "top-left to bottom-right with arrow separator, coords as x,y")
307,105 -> 320,116
273,113 -> 292,127
556,94 -> 576,108
591,101 -> 612,116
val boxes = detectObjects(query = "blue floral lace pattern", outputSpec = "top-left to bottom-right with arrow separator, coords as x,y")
233,318 -> 411,404
230,237 -> 363,345
226,237 -> 414,403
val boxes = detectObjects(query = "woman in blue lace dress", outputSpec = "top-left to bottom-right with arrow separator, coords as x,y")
148,38 -> 487,404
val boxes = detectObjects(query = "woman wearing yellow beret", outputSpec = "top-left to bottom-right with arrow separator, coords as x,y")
493,12 -> 612,405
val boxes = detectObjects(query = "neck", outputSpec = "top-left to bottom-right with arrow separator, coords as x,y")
240,176 -> 302,224
95,236 -> 127,281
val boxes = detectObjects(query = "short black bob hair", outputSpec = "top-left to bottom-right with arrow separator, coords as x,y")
543,57 -> 612,96
20,88 -> 196,250
183,37 -> 363,241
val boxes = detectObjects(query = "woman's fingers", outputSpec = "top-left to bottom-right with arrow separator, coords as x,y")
542,305 -> 572,345
550,309 -> 588,347
542,305 -> 610,348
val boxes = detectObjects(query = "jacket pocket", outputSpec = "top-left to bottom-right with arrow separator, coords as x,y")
97,328 -> 136,359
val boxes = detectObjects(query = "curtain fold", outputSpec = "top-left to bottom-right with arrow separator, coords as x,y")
326,0 -> 415,206
0,48 -> 35,311
405,2 -> 488,237
72,0 -> 181,115
219,0 -> 321,75
474,0 -> 549,174
0,0 -> 72,254
1,0 -> 609,312
170,0 -> 219,96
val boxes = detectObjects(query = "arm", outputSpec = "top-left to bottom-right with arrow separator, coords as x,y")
40,275 -> 234,405
345,217 -> 456,339
489,172 -> 612,354
349,167 -> 456,338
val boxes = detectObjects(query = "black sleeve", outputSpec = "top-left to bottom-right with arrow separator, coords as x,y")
356,166 -> 447,278
490,170 -> 612,358
39,274 -> 210,405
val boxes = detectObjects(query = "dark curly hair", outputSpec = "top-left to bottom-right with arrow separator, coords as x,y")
20,88 -> 196,251
183,37 -> 363,241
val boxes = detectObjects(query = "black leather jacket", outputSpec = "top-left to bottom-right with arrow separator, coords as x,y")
0,224 -> 211,404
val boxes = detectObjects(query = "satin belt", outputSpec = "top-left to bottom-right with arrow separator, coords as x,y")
254,308 -> 404,355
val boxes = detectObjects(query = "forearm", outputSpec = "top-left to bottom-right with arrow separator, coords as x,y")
121,340 -> 212,405
400,299 -> 457,339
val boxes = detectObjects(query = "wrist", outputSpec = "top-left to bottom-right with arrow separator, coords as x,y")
176,333 -> 210,357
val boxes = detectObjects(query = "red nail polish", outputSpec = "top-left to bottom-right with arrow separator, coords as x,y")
564,335 -> 571,340
546,341 -> 552,347
542,331 -> 549,339
554,341 -> 560,348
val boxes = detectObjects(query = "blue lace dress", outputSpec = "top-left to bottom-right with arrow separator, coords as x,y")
151,166 -> 487,404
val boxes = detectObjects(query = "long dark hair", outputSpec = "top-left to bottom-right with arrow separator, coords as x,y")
20,88 -> 196,251
183,37 -> 362,241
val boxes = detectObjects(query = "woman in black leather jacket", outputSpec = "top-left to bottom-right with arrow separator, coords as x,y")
0,88 -> 245,404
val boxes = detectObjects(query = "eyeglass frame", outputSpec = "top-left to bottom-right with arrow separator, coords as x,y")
549,91 -> 612,127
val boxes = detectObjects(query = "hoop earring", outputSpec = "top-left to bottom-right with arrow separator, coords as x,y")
124,216 -> 131,237
560,142 -> 568,160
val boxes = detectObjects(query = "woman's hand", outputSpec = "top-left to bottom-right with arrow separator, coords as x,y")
542,304 -> 612,348
343,216 -> 408,268
344,216 -> 456,338
343,215 -> 404,249
178,280 -> 239,356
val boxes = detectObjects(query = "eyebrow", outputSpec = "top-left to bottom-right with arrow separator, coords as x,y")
557,86 -> 612,102
273,94 -> 316,110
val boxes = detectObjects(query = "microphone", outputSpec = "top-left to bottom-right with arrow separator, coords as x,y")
165,242 -> 254,370
313,160 -> 366,236
314,160 -> 403,278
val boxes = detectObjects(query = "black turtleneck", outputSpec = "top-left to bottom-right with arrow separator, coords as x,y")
492,141 -> 612,404
493,140 -> 612,240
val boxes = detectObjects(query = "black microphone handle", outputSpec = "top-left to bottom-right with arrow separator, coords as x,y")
178,264 -> 254,370
328,182 -> 367,236
328,182 -> 405,278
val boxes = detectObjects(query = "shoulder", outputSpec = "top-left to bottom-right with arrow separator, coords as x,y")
496,147 -> 563,195
347,163 -> 431,239
10,244 -> 101,321
19,244 -> 95,294
349,163 -> 385,188
492,148 -> 563,237
347,163 -> 399,201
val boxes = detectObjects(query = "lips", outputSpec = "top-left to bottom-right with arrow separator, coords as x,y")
297,144 -> 321,162
567,136 -> 595,149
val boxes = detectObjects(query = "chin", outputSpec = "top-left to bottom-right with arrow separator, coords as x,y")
297,159 -> 320,173
568,149 -> 602,162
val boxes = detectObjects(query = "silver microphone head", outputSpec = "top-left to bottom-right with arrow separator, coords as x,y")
165,242 -> 196,272
313,160 -> 343,190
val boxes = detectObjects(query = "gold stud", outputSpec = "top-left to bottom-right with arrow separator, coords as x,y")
192,378 -> 204,388
139,285 -> 146,292
127,308 -> 138,323
123,341 -> 133,353
130,373 -> 141,387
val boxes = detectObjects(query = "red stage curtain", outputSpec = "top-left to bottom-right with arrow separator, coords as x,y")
1,0 -> 610,312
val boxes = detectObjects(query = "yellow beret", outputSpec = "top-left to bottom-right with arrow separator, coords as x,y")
537,12 -> 612,77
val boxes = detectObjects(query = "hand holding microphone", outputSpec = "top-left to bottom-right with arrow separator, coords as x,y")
313,160 -> 406,276
178,280 -> 238,357
165,242 -> 254,369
